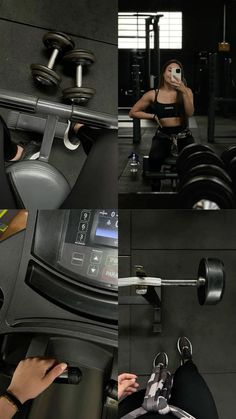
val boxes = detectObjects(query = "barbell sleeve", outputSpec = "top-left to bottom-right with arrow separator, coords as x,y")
119,277 -> 162,287
118,277 -> 198,287
0,89 -> 117,129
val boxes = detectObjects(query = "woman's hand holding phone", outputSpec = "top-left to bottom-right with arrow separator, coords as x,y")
170,68 -> 186,93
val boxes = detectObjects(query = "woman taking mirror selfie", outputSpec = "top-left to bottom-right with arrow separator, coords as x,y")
129,59 -> 195,190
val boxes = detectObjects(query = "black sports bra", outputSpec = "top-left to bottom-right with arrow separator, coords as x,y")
152,90 -> 182,119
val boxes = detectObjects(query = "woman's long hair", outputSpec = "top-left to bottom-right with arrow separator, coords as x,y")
157,59 -> 188,127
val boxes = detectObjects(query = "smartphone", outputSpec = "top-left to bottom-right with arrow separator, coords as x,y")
171,67 -> 182,82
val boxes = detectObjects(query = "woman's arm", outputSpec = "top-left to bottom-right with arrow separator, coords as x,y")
7,358 -> 67,404
181,87 -> 194,117
0,358 -> 67,419
170,77 -> 194,117
129,91 -> 156,120
0,397 -> 18,419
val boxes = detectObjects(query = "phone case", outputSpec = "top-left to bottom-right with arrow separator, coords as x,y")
171,68 -> 181,81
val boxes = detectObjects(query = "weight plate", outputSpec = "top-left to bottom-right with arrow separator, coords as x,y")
179,151 -> 224,175
197,258 -> 225,305
221,146 -> 236,167
31,64 -> 61,86
178,176 -> 235,209
192,200 -> 220,210
43,31 -> 75,51
229,156 -> 236,192
179,164 -> 232,186
63,86 -> 96,104
63,49 -> 95,65
176,143 -> 215,173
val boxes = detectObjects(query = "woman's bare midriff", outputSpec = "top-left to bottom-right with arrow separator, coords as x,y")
159,117 -> 182,127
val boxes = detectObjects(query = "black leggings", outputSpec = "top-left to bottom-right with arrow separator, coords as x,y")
61,127 -> 117,208
0,121 -> 17,207
149,126 -> 194,172
0,115 -> 18,161
119,361 -> 219,419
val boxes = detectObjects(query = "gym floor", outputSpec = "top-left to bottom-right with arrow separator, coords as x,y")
119,210 -> 236,418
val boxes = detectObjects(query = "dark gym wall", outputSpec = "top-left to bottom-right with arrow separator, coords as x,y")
0,0 -> 117,44
119,210 -> 236,418
0,0 -> 117,115
119,0 -> 236,108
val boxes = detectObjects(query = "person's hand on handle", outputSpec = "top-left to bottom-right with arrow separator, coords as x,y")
7,357 -> 67,403
118,373 -> 139,399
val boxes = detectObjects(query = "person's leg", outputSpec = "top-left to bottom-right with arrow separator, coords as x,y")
149,136 -> 172,171
64,122 -> 95,153
170,361 -> 218,419
0,115 -> 40,162
149,136 -> 172,191
119,353 -> 173,419
0,115 -> 19,161
118,389 -> 145,418
170,337 -> 219,419
61,128 -> 117,208
0,122 -> 17,208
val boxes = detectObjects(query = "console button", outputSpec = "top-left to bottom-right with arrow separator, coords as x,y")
80,210 -> 91,222
87,264 -> 99,277
102,267 -> 118,283
71,252 -> 84,266
75,232 -> 86,245
90,250 -> 103,264
106,255 -> 118,267
78,222 -> 88,233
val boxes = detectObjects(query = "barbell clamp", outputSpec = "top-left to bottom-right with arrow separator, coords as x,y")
135,265 -> 148,295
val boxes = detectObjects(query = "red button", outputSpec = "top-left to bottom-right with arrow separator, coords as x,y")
102,267 -> 118,283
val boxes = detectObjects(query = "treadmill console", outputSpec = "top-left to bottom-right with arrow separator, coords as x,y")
58,209 -> 118,289
5,209 -> 118,338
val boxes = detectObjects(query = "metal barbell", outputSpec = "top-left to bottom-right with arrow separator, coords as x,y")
118,258 -> 225,305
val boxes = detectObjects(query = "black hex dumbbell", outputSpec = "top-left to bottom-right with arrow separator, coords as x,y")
31,31 -> 75,87
62,49 -> 96,104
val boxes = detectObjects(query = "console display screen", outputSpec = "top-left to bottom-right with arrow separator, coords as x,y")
35,209 -> 118,291
91,210 -> 118,248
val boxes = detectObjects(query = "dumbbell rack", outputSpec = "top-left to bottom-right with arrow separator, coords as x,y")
126,143 -> 236,209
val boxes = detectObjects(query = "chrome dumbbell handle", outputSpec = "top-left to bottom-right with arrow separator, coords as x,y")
48,48 -> 60,69
76,65 -> 83,87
